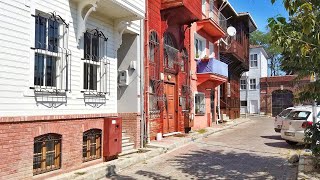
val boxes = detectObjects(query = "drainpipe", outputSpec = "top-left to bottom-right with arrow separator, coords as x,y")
140,19 -> 145,148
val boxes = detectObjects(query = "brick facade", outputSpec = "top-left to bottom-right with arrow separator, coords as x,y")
260,75 -> 310,116
0,112 -> 139,179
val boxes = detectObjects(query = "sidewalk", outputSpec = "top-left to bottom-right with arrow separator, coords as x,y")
49,117 -> 251,180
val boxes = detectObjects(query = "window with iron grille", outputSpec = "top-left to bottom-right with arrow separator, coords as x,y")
164,33 -> 179,71
195,93 -> 205,115
32,11 -> 70,91
149,31 -> 160,63
240,79 -> 247,90
250,79 -> 257,90
33,133 -> 61,175
250,54 -> 258,68
149,31 -> 160,80
82,29 -> 110,94
83,129 -> 102,162
181,48 -> 188,72
149,80 -> 161,112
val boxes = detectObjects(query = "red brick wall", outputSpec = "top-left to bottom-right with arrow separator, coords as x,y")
260,76 -> 310,115
0,112 -> 140,179
145,0 -> 191,140
120,113 -> 141,148
0,118 -> 104,180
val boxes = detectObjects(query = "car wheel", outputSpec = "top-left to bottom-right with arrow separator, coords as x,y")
286,140 -> 298,145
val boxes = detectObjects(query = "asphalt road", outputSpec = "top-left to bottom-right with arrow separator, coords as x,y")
107,116 -> 304,180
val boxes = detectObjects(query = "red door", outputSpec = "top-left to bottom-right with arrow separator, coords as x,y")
163,83 -> 177,133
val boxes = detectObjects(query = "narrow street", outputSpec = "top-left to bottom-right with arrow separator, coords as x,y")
109,116 -> 303,179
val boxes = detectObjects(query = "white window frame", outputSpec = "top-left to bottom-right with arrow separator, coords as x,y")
250,54 -> 258,68
202,0 -> 207,15
250,79 -> 257,90
194,33 -> 206,59
194,92 -> 206,115
209,42 -> 214,58
240,79 -> 247,90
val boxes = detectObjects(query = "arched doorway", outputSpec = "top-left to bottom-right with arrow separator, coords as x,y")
272,90 -> 294,117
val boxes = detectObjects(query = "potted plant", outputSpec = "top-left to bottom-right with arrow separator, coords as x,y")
201,55 -> 210,62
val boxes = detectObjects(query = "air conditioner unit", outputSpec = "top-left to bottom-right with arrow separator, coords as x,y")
118,70 -> 129,86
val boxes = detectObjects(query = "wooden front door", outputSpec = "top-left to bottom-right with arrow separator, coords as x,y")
163,83 -> 177,133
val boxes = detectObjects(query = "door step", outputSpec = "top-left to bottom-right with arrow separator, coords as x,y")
163,132 -> 181,137
119,149 -> 139,157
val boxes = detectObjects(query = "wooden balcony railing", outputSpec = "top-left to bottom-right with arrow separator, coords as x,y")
221,37 -> 249,64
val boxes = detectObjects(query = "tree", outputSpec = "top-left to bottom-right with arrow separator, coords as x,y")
268,0 -> 320,156
250,30 -> 282,76
268,0 -> 320,102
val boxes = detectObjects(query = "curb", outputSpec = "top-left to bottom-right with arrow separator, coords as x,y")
50,118 -> 251,180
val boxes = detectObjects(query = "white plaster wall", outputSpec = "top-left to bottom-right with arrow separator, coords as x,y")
240,47 -> 268,114
0,0 -> 143,117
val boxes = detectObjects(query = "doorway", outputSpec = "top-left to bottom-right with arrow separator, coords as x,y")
272,90 -> 293,117
163,83 -> 177,133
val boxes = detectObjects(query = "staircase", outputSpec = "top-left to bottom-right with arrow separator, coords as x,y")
119,130 -> 138,156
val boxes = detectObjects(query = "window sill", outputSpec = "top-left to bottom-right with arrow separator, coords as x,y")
195,113 -> 205,116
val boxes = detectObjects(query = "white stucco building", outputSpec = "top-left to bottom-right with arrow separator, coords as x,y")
240,45 -> 268,114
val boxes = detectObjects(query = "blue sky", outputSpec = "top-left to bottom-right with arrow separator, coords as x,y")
228,0 -> 289,32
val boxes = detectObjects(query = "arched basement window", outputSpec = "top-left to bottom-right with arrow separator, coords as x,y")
83,129 -> 102,162
33,133 -> 62,175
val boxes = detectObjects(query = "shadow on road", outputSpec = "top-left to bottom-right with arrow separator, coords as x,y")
260,135 -> 283,140
167,149 -> 297,179
264,142 -> 307,150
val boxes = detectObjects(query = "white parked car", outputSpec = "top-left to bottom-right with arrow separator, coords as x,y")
281,107 -> 320,145
274,107 -> 295,133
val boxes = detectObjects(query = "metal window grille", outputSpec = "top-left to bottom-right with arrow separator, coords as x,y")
164,33 -> 179,71
33,133 -> 62,175
32,11 -> 71,93
149,31 -> 160,80
82,29 -> 110,96
83,129 -> 102,162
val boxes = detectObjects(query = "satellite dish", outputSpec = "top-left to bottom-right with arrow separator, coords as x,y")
227,26 -> 237,37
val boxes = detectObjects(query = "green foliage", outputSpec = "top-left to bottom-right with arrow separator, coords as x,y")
305,122 -> 320,156
268,0 -> 320,102
250,30 -> 282,76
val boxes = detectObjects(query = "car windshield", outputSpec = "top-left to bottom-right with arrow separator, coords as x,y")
287,111 -> 311,120
278,109 -> 292,117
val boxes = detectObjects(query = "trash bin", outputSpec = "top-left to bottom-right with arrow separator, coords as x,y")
103,117 -> 122,160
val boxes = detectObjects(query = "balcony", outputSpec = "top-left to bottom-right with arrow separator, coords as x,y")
220,39 -> 249,64
196,7 -> 226,40
161,0 -> 202,25
196,58 -> 228,86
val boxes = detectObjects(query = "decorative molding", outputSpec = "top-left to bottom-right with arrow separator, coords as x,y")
114,20 -> 132,50
76,0 -> 100,43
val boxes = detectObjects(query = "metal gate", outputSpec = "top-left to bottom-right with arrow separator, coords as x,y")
272,90 -> 293,117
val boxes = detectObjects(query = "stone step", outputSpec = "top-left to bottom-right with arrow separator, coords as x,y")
122,136 -> 130,144
118,149 -> 139,157
122,143 -> 135,152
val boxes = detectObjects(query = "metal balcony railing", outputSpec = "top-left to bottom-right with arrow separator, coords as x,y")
207,6 -> 227,32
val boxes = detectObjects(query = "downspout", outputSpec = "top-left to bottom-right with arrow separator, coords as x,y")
217,41 -> 221,124
140,19 -> 145,148
144,0 -> 150,144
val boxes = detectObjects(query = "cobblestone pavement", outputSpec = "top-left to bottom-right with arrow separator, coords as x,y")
108,116 -> 304,180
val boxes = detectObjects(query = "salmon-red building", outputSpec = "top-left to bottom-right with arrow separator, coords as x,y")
144,0 -> 255,140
